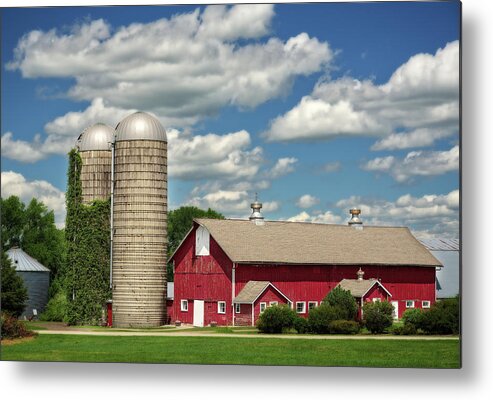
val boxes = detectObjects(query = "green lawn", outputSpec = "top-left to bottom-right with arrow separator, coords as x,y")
1,334 -> 460,368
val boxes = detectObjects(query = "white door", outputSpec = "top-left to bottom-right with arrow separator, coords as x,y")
193,300 -> 205,327
391,301 -> 399,320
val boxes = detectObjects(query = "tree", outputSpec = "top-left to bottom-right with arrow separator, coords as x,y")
307,304 -> 345,334
1,250 -> 28,317
419,296 -> 460,335
256,304 -> 297,333
362,301 -> 394,334
1,196 -> 26,247
167,206 -> 224,280
322,286 -> 358,320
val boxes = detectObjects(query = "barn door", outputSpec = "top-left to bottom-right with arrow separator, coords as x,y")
193,300 -> 205,327
391,301 -> 399,320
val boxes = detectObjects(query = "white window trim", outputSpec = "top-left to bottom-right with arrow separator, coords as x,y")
308,301 -> 318,310
422,300 -> 431,309
259,302 -> 267,313
296,302 -> 306,314
181,300 -> 188,312
218,301 -> 226,314
235,303 -> 241,314
372,298 -> 381,303
406,300 -> 415,309
269,301 -> 278,307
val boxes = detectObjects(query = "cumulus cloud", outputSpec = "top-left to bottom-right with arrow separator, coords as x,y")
1,171 -> 66,227
264,41 -> 459,147
188,189 -> 279,217
296,194 -> 320,208
362,145 -> 459,182
267,157 -> 298,179
287,210 -> 342,224
7,5 -> 332,124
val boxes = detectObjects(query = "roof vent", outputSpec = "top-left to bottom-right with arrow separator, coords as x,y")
357,267 -> 365,281
348,208 -> 363,230
249,193 -> 265,226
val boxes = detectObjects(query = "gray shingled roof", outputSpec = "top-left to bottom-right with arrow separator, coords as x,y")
337,279 -> 391,298
233,281 -> 290,304
6,247 -> 50,272
194,218 -> 442,267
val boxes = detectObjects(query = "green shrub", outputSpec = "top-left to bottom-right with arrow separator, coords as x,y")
1,251 -> 28,317
294,316 -> 310,334
307,304 -> 345,334
323,286 -> 358,320
256,304 -> 297,333
362,301 -> 394,334
419,296 -> 460,335
391,323 -> 417,335
402,308 -> 424,327
329,319 -> 360,334
1,312 -> 36,339
40,291 -> 69,322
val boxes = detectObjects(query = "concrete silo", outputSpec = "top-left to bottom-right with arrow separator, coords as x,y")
76,123 -> 114,204
112,112 -> 167,327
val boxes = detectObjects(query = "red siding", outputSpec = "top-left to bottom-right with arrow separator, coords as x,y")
173,223 -> 233,325
252,286 -> 290,323
234,304 -> 253,326
171,224 -> 436,324
363,284 -> 390,302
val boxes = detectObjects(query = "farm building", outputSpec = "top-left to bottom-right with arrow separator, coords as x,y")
170,204 -> 443,326
6,247 -> 50,319
418,238 -> 460,299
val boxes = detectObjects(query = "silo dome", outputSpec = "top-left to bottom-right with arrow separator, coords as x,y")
77,123 -> 114,151
115,112 -> 167,142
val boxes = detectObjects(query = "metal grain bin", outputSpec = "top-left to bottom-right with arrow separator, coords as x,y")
6,247 -> 50,319
112,112 -> 167,327
76,123 -> 114,204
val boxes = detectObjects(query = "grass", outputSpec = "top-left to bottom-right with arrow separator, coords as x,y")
1,334 -> 460,368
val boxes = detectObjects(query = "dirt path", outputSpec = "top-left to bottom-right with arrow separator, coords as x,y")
36,329 -> 459,340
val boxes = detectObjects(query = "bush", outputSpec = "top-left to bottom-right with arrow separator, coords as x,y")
323,286 -> 358,320
363,301 -> 394,334
329,319 -> 360,334
391,323 -> 417,336
402,308 -> 424,327
1,312 -> 36,339
256,304 -> 297,333
294,316 -> 310,334
40,291 -> 69,322
419,296 -> 460,335
1,250 -> 28,317
308,304 -> 345,334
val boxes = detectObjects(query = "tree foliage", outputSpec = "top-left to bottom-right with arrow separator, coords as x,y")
0,196 -> 66,289
307,303 -> 346,334
167,206 -> 224,280
64,149 -> 111,325
323,286 -> 358,320
256,304 -> 297,333
1,250 -> 28,317
362,301 -> 394,334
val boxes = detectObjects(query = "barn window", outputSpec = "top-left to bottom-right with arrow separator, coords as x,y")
422,301 -> 431,308
235,304 -> 241,314
218,301 -> 226,314
308,301 -> 318,311
372,298 -> 381,303
195,226 -> 210,256
406,300 -> 415,308
259,302 -> 267,313
269,301 -> 278,307
181,300 -> 188,312
296,302 -> 306,314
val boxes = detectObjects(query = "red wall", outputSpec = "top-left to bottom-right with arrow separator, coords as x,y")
173,224 -> 233,325
253,286 -> 289,322
234,304 -> 252,326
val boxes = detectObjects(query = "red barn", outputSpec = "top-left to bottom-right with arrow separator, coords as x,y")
170,208 -> 441,327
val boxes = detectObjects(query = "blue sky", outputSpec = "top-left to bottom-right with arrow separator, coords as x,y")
1,2 -> 460,238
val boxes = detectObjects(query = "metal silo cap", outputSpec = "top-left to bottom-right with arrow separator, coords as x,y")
76,123 -> 115,151
115,111 -> 167,142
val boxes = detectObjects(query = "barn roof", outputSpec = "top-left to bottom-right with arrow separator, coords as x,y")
418,238 -> 459,251
337,278 -> 392,298
6,247 -> 50,272
193,218 -> 442,267
233,281 -> 291,304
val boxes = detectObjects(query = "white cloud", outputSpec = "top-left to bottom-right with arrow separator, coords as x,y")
264,41 -> 459,147
8,5 -> 332,124
363,145 -> 459,182
1,171 -> 66,227
296,194 -> 320,208
1,132 -> 46,163
322,161 -> 341,173
287,210 -> 342,224
267,157 -> 298,179
188,189 -> 279,217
